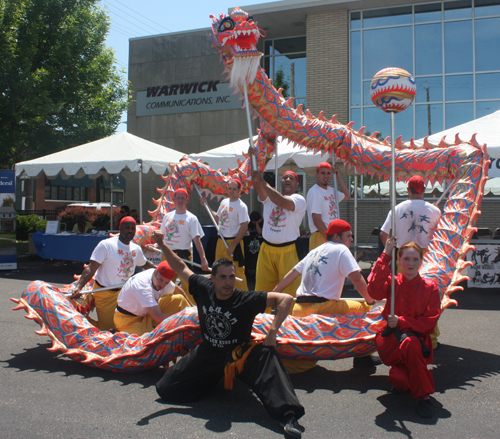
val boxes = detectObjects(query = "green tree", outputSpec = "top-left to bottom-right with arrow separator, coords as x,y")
273,65 -> 290,98
0,0 -> 128,167
2,195 -> 15,206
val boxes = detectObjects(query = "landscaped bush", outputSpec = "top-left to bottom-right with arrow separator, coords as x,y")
16,214 -> 48,241
58,206 -> 120,231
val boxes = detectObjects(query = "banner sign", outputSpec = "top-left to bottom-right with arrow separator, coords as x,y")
466,243 -> 500,288
0,170 -> 17,270
136,81 -> 242,116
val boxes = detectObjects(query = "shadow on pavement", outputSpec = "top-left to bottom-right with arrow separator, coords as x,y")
137,383 -> 286,436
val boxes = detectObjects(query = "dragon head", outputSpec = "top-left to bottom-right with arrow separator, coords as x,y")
210,7 -> 264,87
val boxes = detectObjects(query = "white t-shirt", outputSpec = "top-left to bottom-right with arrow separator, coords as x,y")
91,237 -> 147,287
260,193 -> 306,244
216,198 -> 250,238
117,269 -> 175,316
295,241 -> 360,301
160,210 -> 204,250
381,199 -> 441,249
307,184 -> 345,233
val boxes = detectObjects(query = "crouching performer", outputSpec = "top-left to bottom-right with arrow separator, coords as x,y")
114,260 -> 191,336
367,236 -> 441,418
153,231 -> 305,438
274,219 -> 379,374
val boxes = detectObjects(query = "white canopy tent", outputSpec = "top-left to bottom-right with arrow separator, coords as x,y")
15,132 -> 185,223
410,109 -> 500,178
189,135 -> 330,177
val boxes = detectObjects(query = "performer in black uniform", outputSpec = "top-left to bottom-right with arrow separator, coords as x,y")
153,231 -> 304,438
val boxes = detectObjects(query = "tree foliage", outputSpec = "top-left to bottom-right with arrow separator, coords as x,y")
0,0 -> 129,167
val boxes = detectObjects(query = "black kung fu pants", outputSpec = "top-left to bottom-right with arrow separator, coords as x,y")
155,343 -> 305,421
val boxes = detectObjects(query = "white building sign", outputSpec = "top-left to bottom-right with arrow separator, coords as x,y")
136,80 -> 242,116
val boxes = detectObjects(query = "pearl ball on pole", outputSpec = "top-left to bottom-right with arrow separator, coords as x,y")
370,67 -> 416,317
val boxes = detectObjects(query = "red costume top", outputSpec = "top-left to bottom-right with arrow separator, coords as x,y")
367,253 -> 441,346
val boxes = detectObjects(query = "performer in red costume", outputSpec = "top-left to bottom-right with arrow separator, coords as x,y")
367,237 -> 441,418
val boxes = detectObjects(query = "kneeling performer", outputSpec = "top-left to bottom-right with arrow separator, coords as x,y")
114,261 -> 190,336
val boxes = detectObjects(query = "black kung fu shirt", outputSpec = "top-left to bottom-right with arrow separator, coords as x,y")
188,274 -> 267,352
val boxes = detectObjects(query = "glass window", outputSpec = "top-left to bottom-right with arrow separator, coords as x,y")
272,55 -> 306,99
364,106 -> 415,142
416,104 -> 444,138
363,81 -> 373,105
446,102 -> 474,127
476,73 -> 500,99
363,27 -> 413,79
58,187 -> 66,200
45,185 -> 50,200
350,31 -> 361,106
66,187 -> 72,200
350,108 -> 361,127
446,74 -> 474,100
415,3 -> 442,22
444,0 -> 472,20
363,6 -> 412,28
475,17 -> 500,71
445,21 -> 473,73
351,11 -> 361,29
415,24 -> 443,75
477,100 -> 500,117
50,186 -> 57,200
474,0 -> 500,17
363,107 -> 391,141
416,77 -> 443,103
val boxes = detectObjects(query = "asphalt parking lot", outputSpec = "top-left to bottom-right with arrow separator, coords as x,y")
1,257 -> 499,438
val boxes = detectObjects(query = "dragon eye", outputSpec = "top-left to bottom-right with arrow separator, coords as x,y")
247,15 -> 254,23
218,17 -> 234,32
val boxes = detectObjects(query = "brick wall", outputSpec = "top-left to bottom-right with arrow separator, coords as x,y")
306,10 -> 349,124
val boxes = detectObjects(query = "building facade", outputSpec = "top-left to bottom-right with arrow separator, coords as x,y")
127,0 -> 500,237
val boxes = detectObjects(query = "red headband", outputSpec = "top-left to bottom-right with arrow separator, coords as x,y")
317,162 -> 332,171
157,261 -> 175,280
229,179 -> 241,190
174,188 -> 189,198
282,171 -> 299,182
119,216 -> 136,227
325,219 -> 351,235
408,175 -> 425,194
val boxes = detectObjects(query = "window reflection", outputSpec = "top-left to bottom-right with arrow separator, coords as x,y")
351,11 -> 361,29
364,106 -> 414,142
476,73 -> 500,99
444,0 -> 472,20
363,6 -> 412,28
415,24 -> 442,75
415,3 -> 442,22
351,31 -> 361,106
477,100 -> 500,117
363,81 -> 372,105
416,77 -> 443,103
475,17 -> 500,71
363,27 -> 412,79
351,108 -> 361,127
445,21 -> 473,73
446,102 -> 474,127
416,104 -> 443,138
446,74 -> 473,101
475,0 -> 500,17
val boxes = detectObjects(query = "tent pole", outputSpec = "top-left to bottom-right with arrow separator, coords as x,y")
138,159 -> 143,224
354,173 -> 358,259
110,174 -> 114,231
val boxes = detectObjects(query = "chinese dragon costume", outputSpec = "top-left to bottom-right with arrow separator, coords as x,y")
12,8 -> 488,372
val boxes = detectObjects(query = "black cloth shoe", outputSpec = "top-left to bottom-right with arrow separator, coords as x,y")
353,355 -> 382,368
281,413 -> 302,438
416,398 -> 433,418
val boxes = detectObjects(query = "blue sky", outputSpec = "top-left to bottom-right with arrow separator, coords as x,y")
101,0 -> 269,130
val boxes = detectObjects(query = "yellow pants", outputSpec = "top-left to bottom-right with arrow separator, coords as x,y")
255,242 -> 301,297
216,238 -> 248,290
282,299 -> 373,375
309,231 -> 326,251
113,294 -> 189,336
397,248 -> 440,348
163,250 -> 193,304
87,283 -> 122,331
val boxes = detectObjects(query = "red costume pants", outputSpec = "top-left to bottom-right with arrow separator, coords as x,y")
375,332 -> 434,400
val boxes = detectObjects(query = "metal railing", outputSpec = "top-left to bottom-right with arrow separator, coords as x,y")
17,209 -> 60,221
